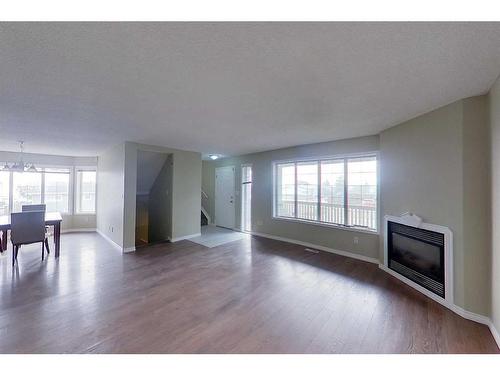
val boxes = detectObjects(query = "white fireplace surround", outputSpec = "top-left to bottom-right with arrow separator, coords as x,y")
381,213 -> 454,309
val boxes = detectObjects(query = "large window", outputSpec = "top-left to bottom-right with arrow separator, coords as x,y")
274,154 -> 378,232
44,168 -> 70,213
12,171 -> 42,213
75,170 -> 96,214
0,165 -> 96,215
0,171 -> 10,215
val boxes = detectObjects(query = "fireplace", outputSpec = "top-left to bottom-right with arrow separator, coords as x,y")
387,221 -> 445,298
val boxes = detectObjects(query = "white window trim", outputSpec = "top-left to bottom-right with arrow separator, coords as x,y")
0,164 -> 97,216
272,152 -> 379,234
74,167 -> 97,215
5,165 -> 73,215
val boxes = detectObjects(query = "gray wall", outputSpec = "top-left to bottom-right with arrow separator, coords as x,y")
148,155 -> 173,242
212,136 -> 380,260
462,96 -> 491,317
97,143 -> 125,247
380,97 -> 491,316
489,76 -> 500,336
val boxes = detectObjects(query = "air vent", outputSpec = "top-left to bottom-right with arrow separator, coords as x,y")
390,260 -> 444,298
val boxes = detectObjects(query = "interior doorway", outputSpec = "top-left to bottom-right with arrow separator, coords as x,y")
215,166 -> 235,229
241,164 -> 252,232
135,150 -> 172,247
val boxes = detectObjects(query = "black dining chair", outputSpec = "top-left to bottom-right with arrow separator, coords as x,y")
22,204 -> 46,212
10,211 -> 50,267
22,203 -> 50,241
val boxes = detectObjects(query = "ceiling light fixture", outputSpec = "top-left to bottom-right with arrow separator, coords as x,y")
1,141 -> 38,173
209,154 -> 219,160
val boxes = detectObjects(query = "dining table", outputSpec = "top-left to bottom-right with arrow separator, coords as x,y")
0,212 -> 62,257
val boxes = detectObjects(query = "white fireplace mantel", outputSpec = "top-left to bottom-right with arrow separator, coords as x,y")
381,213 -> 454,309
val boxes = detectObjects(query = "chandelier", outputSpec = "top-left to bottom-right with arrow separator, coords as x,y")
1,141 -> 38,172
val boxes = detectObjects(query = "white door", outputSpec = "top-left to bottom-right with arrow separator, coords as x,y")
215,166 -> 235,229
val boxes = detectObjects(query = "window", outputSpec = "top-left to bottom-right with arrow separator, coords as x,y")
320,160 -> 344,225
0,171 -> 10,215
273,154 -> 377,232
76,170 -> 96,214
0,165 -> 95,215
276,163 -> 295,218
12,171 -> 42,213
44,168 -> 70,213
347,157 -> 377,229
296,161 -> 318,220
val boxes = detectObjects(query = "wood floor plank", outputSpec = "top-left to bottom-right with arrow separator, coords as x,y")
0,232 -> 497,353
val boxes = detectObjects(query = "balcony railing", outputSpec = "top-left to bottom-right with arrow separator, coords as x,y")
277,200 -> 376,230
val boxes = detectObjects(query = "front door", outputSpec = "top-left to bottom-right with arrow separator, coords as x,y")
215,166 -> 235,229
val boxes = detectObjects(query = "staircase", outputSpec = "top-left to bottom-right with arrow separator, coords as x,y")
201,190 -> 211,226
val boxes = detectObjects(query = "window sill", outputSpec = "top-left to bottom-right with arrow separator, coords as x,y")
272,216 -> 379,235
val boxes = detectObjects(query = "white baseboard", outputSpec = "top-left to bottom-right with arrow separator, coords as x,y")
61,228 -> 96,234
378,263 -> 499,349
489,321 -> 500,349
170,232 -> 201,242
123,246 -> 136,253
250,231 -> 380,264
96,229 -> 123,252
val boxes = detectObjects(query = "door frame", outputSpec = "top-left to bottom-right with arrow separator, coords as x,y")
215,165 -> 236,229
241,164 -> 252,233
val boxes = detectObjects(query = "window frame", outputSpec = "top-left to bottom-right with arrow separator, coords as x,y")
43,167 -> 73,214
74,167 -> 97,215
272,152 -> 379,234
0,164 -> 98,216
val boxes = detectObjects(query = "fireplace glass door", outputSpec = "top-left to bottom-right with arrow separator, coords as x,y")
388,222 -> 445,297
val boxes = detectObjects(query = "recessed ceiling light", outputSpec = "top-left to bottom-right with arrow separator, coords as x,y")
209,155 -> 219,160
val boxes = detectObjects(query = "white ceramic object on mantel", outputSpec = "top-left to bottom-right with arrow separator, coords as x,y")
396,212 -> 423,228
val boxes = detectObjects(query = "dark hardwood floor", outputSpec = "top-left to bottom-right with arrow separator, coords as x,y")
0,232 -> 498,353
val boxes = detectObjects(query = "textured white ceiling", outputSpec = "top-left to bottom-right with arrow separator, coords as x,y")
1,22 -> 500,157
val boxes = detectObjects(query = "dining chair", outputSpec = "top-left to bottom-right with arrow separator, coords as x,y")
10,211 -> 50,267
22,204 -> 51,240
22,204 -> 46,212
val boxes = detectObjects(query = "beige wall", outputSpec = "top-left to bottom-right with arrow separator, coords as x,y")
489,75 -> 500,336
97,143 -> 125,247
213,136 -> 380,260
380,97 -> 491,316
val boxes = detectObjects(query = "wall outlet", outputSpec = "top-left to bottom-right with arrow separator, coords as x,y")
353,236 -> 359,244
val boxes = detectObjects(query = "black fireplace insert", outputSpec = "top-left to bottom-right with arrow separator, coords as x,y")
387,221 -> 445,298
